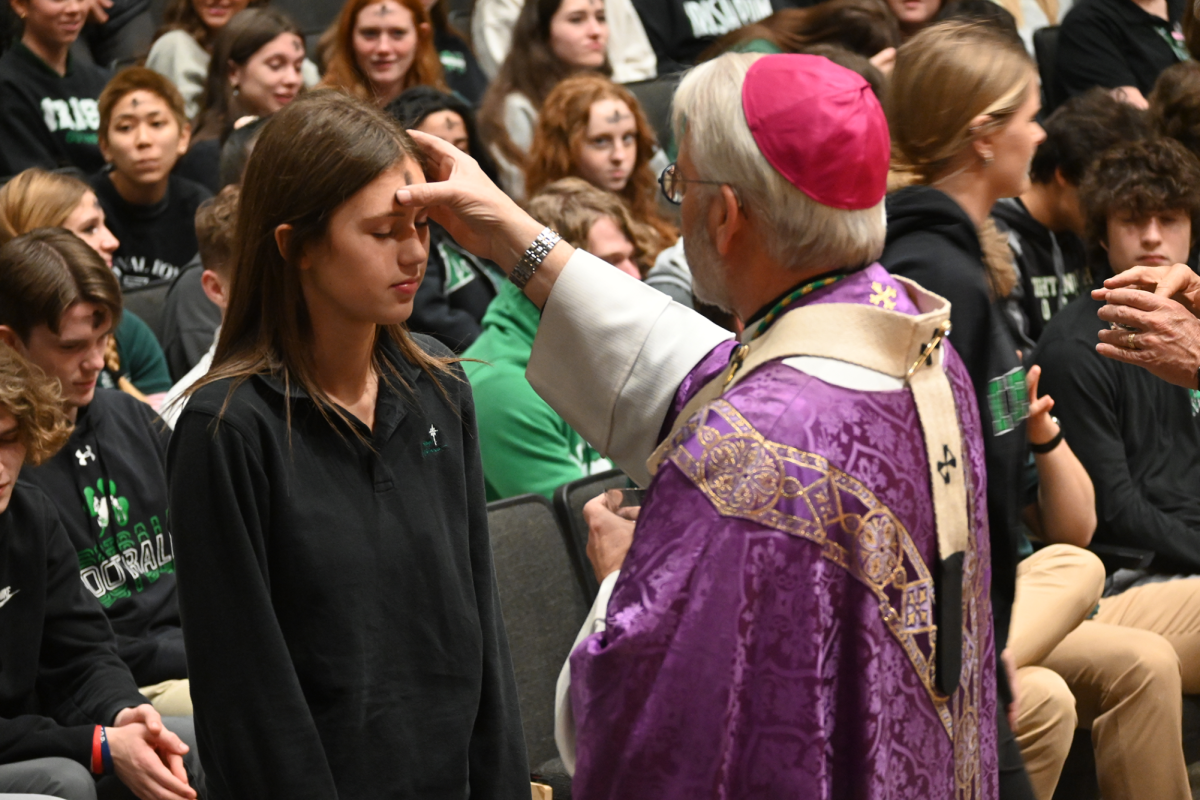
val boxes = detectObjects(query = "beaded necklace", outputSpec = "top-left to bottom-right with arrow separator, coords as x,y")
750,274 -> 848,341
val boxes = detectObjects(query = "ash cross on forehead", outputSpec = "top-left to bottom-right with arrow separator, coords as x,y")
132,97 -> 139,107
376,1 -> 396,15
605,110 -> 629,124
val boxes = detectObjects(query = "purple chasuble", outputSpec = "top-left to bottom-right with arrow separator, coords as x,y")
569,264 -> 997,799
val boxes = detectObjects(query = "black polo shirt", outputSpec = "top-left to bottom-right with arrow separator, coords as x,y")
1055,0 -> 1189,100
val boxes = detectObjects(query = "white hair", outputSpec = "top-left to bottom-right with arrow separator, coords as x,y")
671,53 -> 886,273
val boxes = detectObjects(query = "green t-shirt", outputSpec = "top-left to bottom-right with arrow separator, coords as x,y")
463,283 -> 611,501
112,312 -> 172,394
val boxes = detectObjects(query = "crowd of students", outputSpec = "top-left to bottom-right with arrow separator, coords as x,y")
1,0 -> 1200,797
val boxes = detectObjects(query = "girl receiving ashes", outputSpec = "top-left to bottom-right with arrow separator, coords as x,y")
167,88 -> 528,800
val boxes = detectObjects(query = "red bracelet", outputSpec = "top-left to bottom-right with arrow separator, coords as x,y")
91,725 -> 103,775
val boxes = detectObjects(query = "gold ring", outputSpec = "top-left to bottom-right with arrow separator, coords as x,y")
1127,331 -> 1137,349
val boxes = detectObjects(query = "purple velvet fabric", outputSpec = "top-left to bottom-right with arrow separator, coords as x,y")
570,265 -> 996,799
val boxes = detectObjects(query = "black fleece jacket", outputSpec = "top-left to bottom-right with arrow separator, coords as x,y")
1034,295 -> 1200,572
0,482 -> 145,768
881,185 -> 1026,651
167,334 -> 528,800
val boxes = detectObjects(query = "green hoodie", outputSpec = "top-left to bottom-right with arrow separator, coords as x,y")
463,282 -> 611,501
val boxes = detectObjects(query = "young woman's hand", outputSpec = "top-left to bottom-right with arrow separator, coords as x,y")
1025,365 -> 1059,447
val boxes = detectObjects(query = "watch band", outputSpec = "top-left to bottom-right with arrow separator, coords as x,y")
510,227 -> 562,290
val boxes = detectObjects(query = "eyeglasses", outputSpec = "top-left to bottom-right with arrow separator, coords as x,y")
658,162 -> 729,205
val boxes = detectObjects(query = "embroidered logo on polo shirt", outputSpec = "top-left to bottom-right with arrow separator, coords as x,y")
422,424 -> 446,457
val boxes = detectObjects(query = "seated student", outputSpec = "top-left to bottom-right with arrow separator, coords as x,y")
180,8 -> 307,194
92,67 -> 212,292
1149,60 -> 1200,163
0,0 -> 110,175
146,0 -> 254,119
0,229 -> 189,718
161,186 -> 236,428
707,0 -> 900,65
526,72 -> 677,257
388,87 -> 503,351
1034,138 -> 1200,667
464,178 -> 653,500
427,0 -> 489,106
472,0 -> 655,83
477,0 -> 610,199
994,88 -> 1150,345
0,343 -> 199,800
320,0 -> 447,108
1055,0 -> 1188,107
0,169 -> 172,400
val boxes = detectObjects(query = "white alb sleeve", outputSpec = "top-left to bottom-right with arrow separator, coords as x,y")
527,249 -> 733,487
554,569 -> 620,775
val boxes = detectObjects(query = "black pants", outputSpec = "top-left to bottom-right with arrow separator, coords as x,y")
0,716 -> 203,800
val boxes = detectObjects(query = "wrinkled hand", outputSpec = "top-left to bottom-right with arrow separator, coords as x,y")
583,490 -> 637,583
1094,263 -> 1200,315
869,47 -> 896,76
107,721 -> 195,800
83,0 -> 113,24
1093,288 -> 1200,388
1024,365 -> 1059,446
395,129 -> 545,270
1001,648 -> 1020,733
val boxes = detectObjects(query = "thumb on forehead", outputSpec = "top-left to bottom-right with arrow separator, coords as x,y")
396,182 -> 457,208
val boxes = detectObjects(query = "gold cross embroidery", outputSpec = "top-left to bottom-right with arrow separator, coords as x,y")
870,281 -> 897,310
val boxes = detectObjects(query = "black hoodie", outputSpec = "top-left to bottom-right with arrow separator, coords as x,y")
881,185 -> 1026,653
0,43 -> 109,175
993,197 -> 1091,345
631,0 -> 808,73
0,482 -> 146,768
20,389 -> 183,686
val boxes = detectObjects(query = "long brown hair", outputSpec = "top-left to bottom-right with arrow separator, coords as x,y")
887,21 -> 1034,298
193,8 -> 305,143
188,89 -> 456,428
154,0 -> 267,51
478,0 -> 611,169
320,0 -> 446,105
0,169 -> 89,244
706,0 -> 900,59
526,73 -> 676,256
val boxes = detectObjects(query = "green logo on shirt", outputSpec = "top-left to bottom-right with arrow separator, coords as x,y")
76,479 -> 173,606
422,424 -> 446,457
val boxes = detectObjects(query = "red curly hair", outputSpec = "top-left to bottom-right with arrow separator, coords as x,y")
320,0 -> 446,105
525,73 -> 676,257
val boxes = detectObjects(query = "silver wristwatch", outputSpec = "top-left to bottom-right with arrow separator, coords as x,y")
509,227 -> 562,289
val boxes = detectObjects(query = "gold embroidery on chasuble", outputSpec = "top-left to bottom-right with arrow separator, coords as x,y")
665,400 -> 970,744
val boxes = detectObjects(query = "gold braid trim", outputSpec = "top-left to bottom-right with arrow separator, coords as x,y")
665,401 -> 986,759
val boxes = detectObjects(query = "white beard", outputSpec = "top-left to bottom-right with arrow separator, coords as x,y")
682,213 -> 735,314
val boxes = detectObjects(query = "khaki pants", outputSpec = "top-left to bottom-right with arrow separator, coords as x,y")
139,678 -> 193,717
1010,546 -> 1191,800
